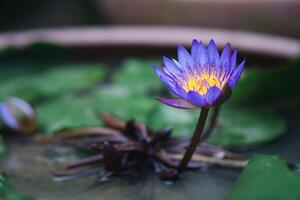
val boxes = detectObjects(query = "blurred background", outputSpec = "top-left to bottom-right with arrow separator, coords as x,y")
1,0 -> 300,38
1,1 -> 300,200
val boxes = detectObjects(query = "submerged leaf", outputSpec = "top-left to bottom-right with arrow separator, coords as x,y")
226,155 -> 300,200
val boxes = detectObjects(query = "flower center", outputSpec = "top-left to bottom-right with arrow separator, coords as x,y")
182,71 -> 224,95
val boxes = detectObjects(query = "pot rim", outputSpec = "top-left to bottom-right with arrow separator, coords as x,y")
0,26 -> 299,59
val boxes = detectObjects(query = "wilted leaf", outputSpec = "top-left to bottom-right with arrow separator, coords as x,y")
226,154 -> 300,200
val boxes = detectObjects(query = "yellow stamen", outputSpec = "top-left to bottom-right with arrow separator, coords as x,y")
182,70 -> 224,95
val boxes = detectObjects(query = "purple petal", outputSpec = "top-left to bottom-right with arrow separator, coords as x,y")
174,84 -> 188,99
178,45 -> 194,70
163,56 -> 182,76
227,60 -> 245,89
153,65 -> 187,98
10,97 -> 34,116
219,43 -> 231,68
230,48 -> 238,70
156,97 -> 196,109
205,86 -> 222,106
153,65 -> 173,83
199,46 -> 208,67
191,39 -> 205,66
0,103 -> 19,129
207,39 -> 219,66
187,91 -> 208,107
153,65 -> 176,91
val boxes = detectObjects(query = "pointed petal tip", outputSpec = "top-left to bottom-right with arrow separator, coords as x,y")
227,60 -> 246,89
153,65 -> 161,74
177,44 -> 185,51
192,39 -> 200,46
207,39 -> 220,65
224,42 -> 231,50
209,39 -> 216,44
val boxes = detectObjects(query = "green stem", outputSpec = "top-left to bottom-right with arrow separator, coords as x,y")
202,105 -> 220,141
177,107 -> 209,173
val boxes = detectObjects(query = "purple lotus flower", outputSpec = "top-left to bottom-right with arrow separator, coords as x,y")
153,39 -> 245,109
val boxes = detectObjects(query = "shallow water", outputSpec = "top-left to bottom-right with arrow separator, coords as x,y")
1,105 -> 299,200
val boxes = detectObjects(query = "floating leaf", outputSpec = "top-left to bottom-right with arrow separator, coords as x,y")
37,83 -> 159,135
149,104 -> 198,137
87,86 -> 157,124
232,58 -> 300,102
206,106 -> 286,148
226,154 -> 300,200
36,95 -> 101,135
0,173 -> 34,200
0,65 -> 105,102
150,105 -> 286,148
112,59 -> 162,95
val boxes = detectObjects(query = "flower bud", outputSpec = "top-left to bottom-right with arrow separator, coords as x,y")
0,97 -> 37,134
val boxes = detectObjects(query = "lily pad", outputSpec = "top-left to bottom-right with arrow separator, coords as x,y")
0,173 -> 34,200
89,86 -> 157,123
112,59 -> 162,95
206,106 -> 286,148
0,64 -> 105,102
226,154 -> 300,200
150,105 -> 286,148
36,95 -> 102,135
232,58 -> 300,102
149,104 -> 199,137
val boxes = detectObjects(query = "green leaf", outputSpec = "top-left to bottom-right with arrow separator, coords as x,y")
150,105 -> 286,148
36,85 -> 156,135
206,106 -> 286,148
112,59 -> 162,95
0,173 -> 34,200
232,58 -> 300,102
149,104 -> 199,137
0,64 -> 105,102
226,154 -> 300,200
36,95 -> 102,135
87,86 -> 157,124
